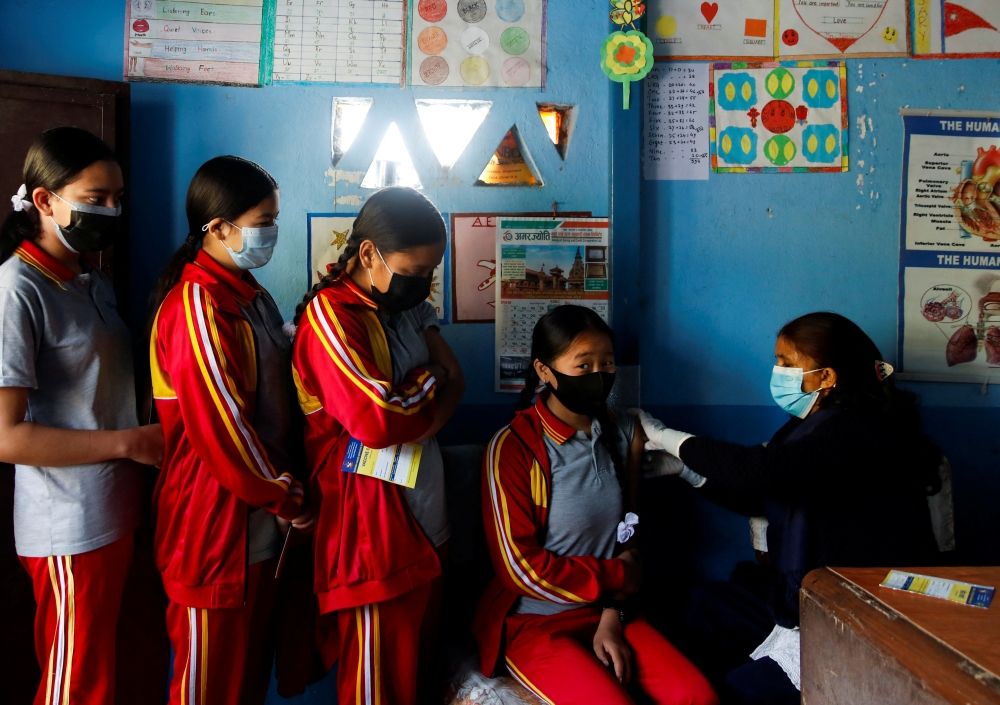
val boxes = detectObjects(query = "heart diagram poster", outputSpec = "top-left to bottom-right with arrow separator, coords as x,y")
710,62 -> 848,172
897,110 -> 1000,383
648,0 -> 908,60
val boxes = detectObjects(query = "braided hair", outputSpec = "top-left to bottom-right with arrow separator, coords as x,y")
517,305 -> 631,513
148,156 -> 277,318
293,187 -> 446,324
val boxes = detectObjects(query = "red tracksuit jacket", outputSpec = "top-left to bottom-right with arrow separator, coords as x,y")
473,395 -> 627,677
151,250 -> 305,609
291,274 -> 441,615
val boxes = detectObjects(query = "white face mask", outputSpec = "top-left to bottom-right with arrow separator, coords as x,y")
203,221 -> 279,270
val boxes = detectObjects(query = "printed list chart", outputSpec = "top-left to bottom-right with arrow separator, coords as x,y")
272,0 -> 406,84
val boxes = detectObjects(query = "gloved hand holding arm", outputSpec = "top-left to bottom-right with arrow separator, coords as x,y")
632,409 -> 707,487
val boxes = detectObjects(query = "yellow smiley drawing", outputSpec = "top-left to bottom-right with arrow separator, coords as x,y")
882,26 -> 898,44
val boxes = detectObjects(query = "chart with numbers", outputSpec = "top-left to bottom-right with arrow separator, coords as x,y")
272,0 -> 406,84
643,63 -> 709,180
495,217 -> 611,391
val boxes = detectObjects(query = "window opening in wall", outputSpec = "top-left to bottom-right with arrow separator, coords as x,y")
476,125 -> 542,187
414,98 -> 492,171
536,102 -> 577,160
331,97 -> 374,167
361,122 -> 422,189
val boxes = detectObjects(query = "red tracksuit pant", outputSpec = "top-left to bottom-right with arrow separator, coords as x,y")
165,558 -> 279,705
19,532 -> 134,705
334,581 -> 433,705
504,608 -> 719,705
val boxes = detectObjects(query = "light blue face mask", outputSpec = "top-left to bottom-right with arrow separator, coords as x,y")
769,366 -> 827,418
205,220 -> 279,270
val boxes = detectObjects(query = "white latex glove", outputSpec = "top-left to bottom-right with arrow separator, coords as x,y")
630,409 -> 695,457
642,451 -> 708,487
642,451 -> 685,478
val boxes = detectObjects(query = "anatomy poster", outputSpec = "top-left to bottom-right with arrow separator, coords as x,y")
649,0 -> 908,59
409,0 -> 546,88
125,0 -> 269,85
897,111 -> 1000,383
307,213 -> 450,322
496,217 -> 609,391
710,62 -> 848,173
911,0 -> 1000,57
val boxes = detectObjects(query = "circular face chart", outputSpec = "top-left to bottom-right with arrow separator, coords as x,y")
411,0 -> 543,88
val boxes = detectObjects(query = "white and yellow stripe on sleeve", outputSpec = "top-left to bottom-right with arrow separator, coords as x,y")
305,295 -> 436,415
183,282 -> 301,497
486,429 -> 587,605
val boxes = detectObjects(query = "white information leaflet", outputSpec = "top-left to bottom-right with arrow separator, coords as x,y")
643,63 -> 710,180
495,217 -> 610,392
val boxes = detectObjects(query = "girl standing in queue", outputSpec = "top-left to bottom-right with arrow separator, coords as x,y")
0,127 -> 163,705
149,156 -> 313,705
474,305 -> 718,705
291,187 -> 463,705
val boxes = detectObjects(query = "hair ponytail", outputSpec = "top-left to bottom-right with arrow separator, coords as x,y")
1,127 -> 116,263
516,365 -> 541,411
293,187 -> 445,324
148,156 -> 278,319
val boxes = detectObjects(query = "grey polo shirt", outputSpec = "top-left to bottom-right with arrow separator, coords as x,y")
378,301 -> 450,547
0,247 -> 142,557
240,289 -> 295,565
516,408 -> 634,616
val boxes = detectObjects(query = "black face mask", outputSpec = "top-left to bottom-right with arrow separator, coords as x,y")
548,369 -> 616,416
49,193 -> 120,254
368,248 -> 433,313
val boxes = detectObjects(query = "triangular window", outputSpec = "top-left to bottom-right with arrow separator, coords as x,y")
536,102 -> 576,160
361,122 -> 422,189
475,125 -> 542,186
415,99 -> 492,170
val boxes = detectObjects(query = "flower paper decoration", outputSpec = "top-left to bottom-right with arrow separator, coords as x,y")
600,29 -> 654,109
610,0 -> 646,30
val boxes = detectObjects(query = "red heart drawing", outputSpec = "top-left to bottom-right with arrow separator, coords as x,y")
792,1 -> 889,52
701,2 -> 719,24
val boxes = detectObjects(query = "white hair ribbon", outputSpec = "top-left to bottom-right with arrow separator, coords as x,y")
10,184 -> 32,212
617,512 -> 639,544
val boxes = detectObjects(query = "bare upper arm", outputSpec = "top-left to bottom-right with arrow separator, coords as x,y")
0,387 -> 29,430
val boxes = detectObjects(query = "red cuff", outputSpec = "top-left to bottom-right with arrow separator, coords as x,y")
599,557 -> 626,592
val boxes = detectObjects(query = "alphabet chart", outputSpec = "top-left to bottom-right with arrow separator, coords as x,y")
271,0 -> 407,84
125,0 -> 268,85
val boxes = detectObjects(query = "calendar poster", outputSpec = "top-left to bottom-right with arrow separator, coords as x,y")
495,217 -> 610,392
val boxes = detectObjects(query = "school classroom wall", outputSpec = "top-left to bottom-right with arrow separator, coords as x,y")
1,0 -> 997,644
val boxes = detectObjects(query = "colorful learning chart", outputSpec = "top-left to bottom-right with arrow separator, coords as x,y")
643,63 -> 710,181
897,110 -> 1000,384
125,0 -> 269,85
649,0 -> 908,60
710,62 -> 849,173
307,213 -> 450,321
409,0 -> 547,88
272,0 -> 407,84
911,0 -> 1000,58
495,217 -> 609,391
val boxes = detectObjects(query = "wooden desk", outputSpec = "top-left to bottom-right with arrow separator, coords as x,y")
801,566 -> 1000,705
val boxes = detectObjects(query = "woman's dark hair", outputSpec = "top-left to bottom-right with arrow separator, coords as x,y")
149,156 -> 277,314
779,311 -> 919,425
0,126 -> 117,263
293,187 -> 446,324
517,305 -> 631,511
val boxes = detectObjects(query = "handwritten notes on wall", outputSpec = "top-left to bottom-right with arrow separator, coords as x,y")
643,64 -> 709,181
126,0 -> 267,85
272,0 -> 407,84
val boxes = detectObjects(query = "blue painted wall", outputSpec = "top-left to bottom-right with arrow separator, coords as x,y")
3,2 -> 999,698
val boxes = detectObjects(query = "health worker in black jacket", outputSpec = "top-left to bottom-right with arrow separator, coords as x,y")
635,312 -> 941,705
